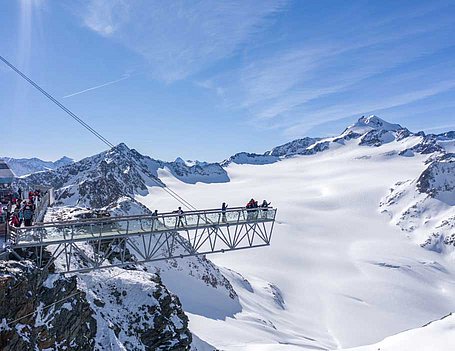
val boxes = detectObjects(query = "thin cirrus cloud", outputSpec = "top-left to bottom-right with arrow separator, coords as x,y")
78,0 -> 455,139
200,2 -> 455,135
82,0 -> 287,83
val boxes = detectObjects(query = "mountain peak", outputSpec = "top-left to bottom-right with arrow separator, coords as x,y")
54,156 -> 74,168
174,157 -> 186,165
111,143 -> 131,153
56,156 -> 73,162
354,115 -> 403,131
340,115 -> 405,137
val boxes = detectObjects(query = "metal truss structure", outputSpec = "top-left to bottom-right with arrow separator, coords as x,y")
5,207 -> 276,273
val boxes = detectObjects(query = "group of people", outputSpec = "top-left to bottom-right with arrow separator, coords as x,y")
0,188 -> 43,228
245,198 -> 271,220
148,199 -> 272,229
246,199 -> 270,210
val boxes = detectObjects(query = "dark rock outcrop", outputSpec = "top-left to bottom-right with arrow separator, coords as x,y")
416,153 -> 455,204
0,261 -> 96,351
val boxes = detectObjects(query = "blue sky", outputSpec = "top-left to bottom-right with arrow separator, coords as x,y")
1,0 -> 455,162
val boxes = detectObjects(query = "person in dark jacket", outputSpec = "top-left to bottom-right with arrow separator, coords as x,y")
151,210 -> 159,230
221,202 -> 228,222
23,204 -> 34,227
176,207 -> 185,227
261,200 -> 271,218
246,199 -> 255,220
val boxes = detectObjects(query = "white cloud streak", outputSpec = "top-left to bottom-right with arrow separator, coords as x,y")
62,75 -> 130,98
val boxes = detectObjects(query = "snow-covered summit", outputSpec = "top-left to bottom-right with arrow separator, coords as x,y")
346,115 -> 404,134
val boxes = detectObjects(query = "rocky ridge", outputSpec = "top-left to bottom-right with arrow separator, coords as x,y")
18,143 -> 228,208
380,153 -> 455,254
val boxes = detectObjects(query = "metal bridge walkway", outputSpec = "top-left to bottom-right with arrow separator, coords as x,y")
5,207 -> 277,273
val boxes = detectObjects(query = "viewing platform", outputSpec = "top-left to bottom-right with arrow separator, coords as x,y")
4,206 -> 277,273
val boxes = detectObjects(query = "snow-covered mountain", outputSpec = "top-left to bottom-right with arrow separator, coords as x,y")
3,115 -> 455,350
1,156 -> 74,176
18,143 -> 228,208
221,115 -> 454,166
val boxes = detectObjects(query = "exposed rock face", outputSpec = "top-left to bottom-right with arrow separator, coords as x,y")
332,131 -> 362,143
78,268 -> 192,351
44,198 -> 239,336
400,134 -> 446,155
221,115 -> 454,166
359,129 -> 396,147
301,141 -> 330,155
221,152 -> 279,166
380,153 -> 455,254
417,153 -> 455,204
0,259 -> 194,350
171,158 -> 229,184
266,137 -> 320,157
0,260 -> 96,351
10,116 -> 455,178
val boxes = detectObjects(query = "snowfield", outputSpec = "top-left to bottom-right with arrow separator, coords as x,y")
342,313 -> 455,351
137,138 -> 455,350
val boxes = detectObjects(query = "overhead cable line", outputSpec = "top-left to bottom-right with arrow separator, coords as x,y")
0,55 -> 114,148
0,54 -> 199,211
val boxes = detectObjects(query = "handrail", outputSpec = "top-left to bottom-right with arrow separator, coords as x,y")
9,207 -> 277,247
18,206 -> 273,230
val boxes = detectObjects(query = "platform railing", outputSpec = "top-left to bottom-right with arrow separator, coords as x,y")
10,207 -> 276,247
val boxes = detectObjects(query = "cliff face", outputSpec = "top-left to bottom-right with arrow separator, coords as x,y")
0,260 -> 96,351
0,260 -> 193,350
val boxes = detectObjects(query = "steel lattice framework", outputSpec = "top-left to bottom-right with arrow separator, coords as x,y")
5,207 -> 276,273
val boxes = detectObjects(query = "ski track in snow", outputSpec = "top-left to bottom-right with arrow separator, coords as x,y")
136,139 -> 455,350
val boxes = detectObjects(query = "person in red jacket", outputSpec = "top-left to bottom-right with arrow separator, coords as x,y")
10,212 -> 20,227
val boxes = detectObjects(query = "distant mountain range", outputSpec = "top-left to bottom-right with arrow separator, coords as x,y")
0,156 -> 74,176
6,115 -> 454,175
9,115 -> 455,210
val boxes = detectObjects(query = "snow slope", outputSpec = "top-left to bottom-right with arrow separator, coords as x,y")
138,137 -> 455,350
342,313 -> 455,351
